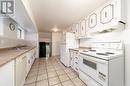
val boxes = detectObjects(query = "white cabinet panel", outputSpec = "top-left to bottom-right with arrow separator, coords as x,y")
88,13 -> 97,28
75,24 -> 79,39
70,50 -> 79,73
0,61 -> 15,86
80,20 -> 86,37
16,55 -> 27,86
26,52 -> 32,74
100,4 -> 114,24
69,50 -> 74,68
60,45 -> 67,66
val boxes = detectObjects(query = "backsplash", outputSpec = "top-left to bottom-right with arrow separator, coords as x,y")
80,30 -> 124,48
0,36 -> 33,48
0,17 -> 37,49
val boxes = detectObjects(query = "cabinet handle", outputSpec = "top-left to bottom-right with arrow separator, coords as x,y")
91,19 -> 93,23
75,62 -> 78,64
28,60 -> 30,64
105,12 -> 107,18
75,57 -> 78,59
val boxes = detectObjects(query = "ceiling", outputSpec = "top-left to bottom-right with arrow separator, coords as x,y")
28,0 -> 107,32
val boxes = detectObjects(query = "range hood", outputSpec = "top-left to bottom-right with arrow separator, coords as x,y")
89,22 -> 125,33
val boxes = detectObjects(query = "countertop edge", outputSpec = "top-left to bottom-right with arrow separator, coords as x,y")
0,46 -> 36,67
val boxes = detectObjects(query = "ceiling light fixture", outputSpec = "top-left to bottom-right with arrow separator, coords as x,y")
52,26 -> 59,32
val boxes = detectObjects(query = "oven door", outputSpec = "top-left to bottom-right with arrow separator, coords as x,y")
79,53 -> 108,85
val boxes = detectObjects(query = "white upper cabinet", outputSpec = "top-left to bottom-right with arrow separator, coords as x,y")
89,0 -> 126,32
75,24 -> 79,39
88,13 -> 97,28
100,4 -> 114,24
68,0 -> 126,38
80,19 -> 86,38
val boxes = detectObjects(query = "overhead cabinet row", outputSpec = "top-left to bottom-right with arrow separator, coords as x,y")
68,0 -> 126,39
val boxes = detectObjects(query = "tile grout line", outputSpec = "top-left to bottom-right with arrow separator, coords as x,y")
52,58 -> 63,86
24,57 -> 86,86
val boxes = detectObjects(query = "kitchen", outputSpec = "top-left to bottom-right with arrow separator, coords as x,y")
0,0 -> 130,86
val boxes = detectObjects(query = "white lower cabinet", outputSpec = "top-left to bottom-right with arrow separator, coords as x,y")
26,52 -> 32,74
0,61 -> 15,86
16,54 -> 27,86
0,48 -> 36,86
69,50 -> 79,73
26,49 -> 36,74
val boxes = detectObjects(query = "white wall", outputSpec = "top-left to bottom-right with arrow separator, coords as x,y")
0,17 -> 38,49
52,32 -> 62,56
39,32 -> 52,42
1,18 -> 17,39
125,0 -> 130,85
0,18 -> 3,36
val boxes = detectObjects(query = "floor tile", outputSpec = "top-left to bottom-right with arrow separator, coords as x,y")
38,70 -> 47,75
52,83 -> 62,86
56,70 -> 65,75
67,72 -> 78,79
37,74 -> 48,81
47,68 -> 55,72
49,77 -> 60,86
72,77 -> 85,86
24,83 -> 35,86
28,71 -> 38,77
25,76 -> 37,84
36,79 -> 48,86
64,68 -> 73,73
62,80 -> 75,86
48,71 -> 57,78
59,74 -> 70,82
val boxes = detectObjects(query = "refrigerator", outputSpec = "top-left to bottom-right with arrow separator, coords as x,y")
60,32 -> 79,67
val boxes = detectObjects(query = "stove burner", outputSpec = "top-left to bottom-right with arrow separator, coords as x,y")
89,50 -> 96,52
106,52 -> 114,54
96,53 -> 108,56
82,50 -> 88,52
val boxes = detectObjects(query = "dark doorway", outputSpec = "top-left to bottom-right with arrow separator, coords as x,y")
39,42 -> 51,58
39,42 -> 46,57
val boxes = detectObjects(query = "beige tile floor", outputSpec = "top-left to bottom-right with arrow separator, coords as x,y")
24,56 -> 87,86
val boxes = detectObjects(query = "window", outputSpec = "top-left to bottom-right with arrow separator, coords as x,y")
17,27 -> 24,39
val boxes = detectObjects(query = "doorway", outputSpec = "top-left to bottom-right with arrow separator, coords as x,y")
39,42 -> 51,58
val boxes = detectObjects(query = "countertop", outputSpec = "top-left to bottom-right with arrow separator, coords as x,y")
0,46 -> 36,67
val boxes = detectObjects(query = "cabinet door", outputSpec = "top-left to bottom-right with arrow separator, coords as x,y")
69,50 -> 74,68
72,24 -> 76,33
16,55 -> 27,86
60,45 -> 66,66
100,4 -> 114,24
75,24 -> 79,38
80,20 -> 86,37
0,61 -> 15,86
88,13 -> 97,28
26,52 -> 32,74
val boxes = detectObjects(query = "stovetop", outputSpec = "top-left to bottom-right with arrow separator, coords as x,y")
80,48 -> 123,60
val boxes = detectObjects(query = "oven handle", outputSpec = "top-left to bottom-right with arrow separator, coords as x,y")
80,55 -> 107,64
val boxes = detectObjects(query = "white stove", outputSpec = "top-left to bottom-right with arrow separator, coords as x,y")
80,48 -> 123,60
78,42 -> 124,86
